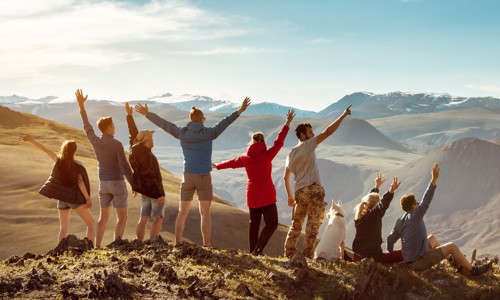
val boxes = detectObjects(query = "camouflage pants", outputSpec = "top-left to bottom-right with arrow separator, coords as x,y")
284,183 -> 325,258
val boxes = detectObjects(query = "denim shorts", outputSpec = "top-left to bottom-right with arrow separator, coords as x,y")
141,195 -> 165,219
57,200 -> 83,210
99,180 -> 128,208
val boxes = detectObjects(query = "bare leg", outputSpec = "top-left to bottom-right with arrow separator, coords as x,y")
96,207 -> 111,248
175,201 -> 192,244
115,207 -> 128,240
136,217 -> 149,241
439,242 -> 473,271
150,217 -> 163,239
428,234 -> 440,248
199,200 -> 212,246
58,209 -> 71,241
74,206 -> 96,243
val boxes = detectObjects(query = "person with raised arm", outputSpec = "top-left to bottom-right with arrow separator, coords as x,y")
352,173 -> 403,263
283,105 -> 352,258
387,163 -> 492,275
76,89 -> 133,248
125,103 -> 165,241
135,97 -> 251,246
18,135 -> 95,243
213,110 -> 295,255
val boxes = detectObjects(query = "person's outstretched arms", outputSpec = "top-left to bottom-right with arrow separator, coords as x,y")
370,172 -> 385,193
316,105 -> 351,145
135,103 -> 181,139
267,109 -> 295,160
378,177 -> 401,213
413,163 -> 439,219
76,89 -> 99,145
18,134 -> 57,162
125,103 -> 139,148
284,167 -> 294,207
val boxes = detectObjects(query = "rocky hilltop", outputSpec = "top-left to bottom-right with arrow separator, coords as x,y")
0,235 -> 498,299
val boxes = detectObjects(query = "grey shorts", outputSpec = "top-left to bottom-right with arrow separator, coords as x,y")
57,200 -> 82,210
180,172 -> 213,201
408,248 -> 445,271
141,195 -> 165,219
99,180 -> 128,208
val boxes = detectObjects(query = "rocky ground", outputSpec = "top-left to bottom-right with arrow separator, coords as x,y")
0,235 -> 498,299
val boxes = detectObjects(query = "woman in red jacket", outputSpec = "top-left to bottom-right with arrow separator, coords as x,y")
213,110 -> 295,255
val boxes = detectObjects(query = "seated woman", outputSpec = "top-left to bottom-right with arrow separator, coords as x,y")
352,173 -> 402,263
213,110 -> 295,255
19,134 -> 96,244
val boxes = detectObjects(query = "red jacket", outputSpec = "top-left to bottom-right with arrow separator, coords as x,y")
215,125 -> 289,208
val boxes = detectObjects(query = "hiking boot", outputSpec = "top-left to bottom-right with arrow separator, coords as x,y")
470,261 -> 493,276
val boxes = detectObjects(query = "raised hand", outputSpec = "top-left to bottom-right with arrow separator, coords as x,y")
375,173 -> 385,188
134,103 -> 149,116
237,97 -> 251,115
18,134 -> 32,143
75,89 -> 88,108
125,102 -> 133,116
342,105 -> 352,117
285,109 -> 295,127
389,177 -> 401,193
431,163 -> 440,186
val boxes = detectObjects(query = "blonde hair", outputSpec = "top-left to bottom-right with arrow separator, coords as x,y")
189,106 -> 204,121
248,131 -> 264,145
354,192 -> 380,221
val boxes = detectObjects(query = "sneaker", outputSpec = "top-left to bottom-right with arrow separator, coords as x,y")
470,261 -> 493,276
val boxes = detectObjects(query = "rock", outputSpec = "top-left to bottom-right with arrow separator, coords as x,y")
158,265 -> 178,284
129,239 -> 145,251
293,268 -> 309,281
289,253 -> 308,269
15,259 -> 25,267
178,287 -> 187,298
23,252 -> 36,260
0,278 -> 23,295
143,258 -> 153,268
405,292 -> 428,300
47,235 -> 93,257
110,255 -> 121,263
125,257 -> 142,273
5,255 -> 21,265
236,283 -> 254,297
103,273 -> 135,299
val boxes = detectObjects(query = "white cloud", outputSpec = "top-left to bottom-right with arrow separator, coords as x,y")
464,83 -> 500,95
168,47 -> 269,56
307,38 -> 332,44
0,0 -> 247,79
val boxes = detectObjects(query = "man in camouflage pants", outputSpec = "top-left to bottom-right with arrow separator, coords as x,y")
283,105 -> 351,258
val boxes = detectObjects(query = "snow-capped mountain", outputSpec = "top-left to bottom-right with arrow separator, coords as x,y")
319,91 -> 500,119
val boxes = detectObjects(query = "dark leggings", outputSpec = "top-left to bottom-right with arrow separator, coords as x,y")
249,203 -> 278,255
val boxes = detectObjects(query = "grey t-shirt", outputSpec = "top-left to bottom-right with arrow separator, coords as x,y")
286,136 -> 321,192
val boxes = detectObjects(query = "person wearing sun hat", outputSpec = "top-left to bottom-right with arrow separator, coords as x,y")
125,103 -> 165,241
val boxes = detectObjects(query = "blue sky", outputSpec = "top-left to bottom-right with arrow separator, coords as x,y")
1,0 -> 499,111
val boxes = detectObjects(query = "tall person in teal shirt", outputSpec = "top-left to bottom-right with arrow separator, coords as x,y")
135,98 -> 251,246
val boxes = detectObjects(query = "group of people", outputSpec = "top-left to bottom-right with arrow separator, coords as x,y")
20,89 -> 492,277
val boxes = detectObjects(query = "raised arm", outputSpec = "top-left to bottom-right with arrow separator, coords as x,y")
76,89 -> 100,145
387,219 -> 402,252
380,177 -> 401,208
284,166 -> 294,207
210,97 -> 251,139
125,103 -> 139,148
18,134 -> 57,162
135,103 -> 181,139
267,109 -> 294,160
213,156 -> 244,170
413,163 -> 439,219
316,105 -> 351,145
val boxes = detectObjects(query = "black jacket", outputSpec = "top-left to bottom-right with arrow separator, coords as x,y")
127,115 -> 165,199
352,187 -> 394,258
39,159 -> 90,204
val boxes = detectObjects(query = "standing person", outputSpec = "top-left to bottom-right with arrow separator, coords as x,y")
283,105 -> 352,258
352,173 -> 403,263
213,110 -> 295,255
18,134 -> 96,243
135,97 -> 251,246
125,103 -> 165,241
387,163 -> 492,275
76,89 -> 133,248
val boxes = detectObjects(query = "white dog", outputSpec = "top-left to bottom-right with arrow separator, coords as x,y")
314,200 -> 346,260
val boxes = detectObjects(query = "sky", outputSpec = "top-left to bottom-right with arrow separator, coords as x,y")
1,0 -> 499,111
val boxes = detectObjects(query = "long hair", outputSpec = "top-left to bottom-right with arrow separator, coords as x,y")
57,140 -> 79,186
354,192 -> 380,221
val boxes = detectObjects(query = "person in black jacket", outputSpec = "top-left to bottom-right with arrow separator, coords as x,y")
125,103 -> 166,241
18,134 -> 96,244
352,173 -> 403,263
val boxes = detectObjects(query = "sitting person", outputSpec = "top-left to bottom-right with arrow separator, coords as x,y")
352,174 -> 403,263
387,163 -> 492,275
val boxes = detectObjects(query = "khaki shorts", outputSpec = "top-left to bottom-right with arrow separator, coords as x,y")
408,247 -> 445,271
180,172 -> 213,201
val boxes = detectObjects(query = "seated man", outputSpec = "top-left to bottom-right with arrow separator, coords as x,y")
387,163 -> 492,276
